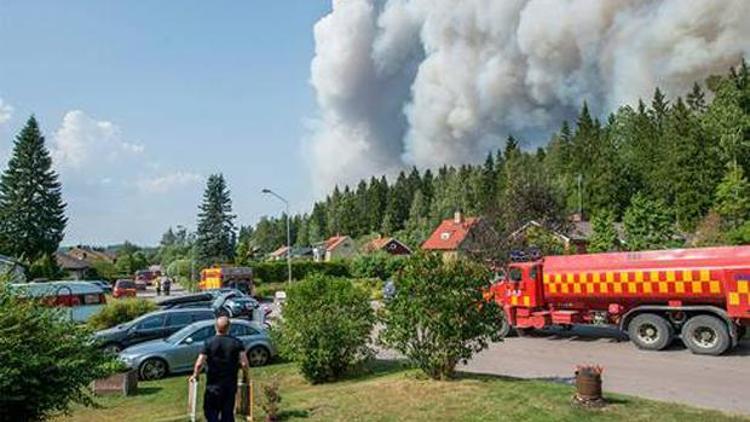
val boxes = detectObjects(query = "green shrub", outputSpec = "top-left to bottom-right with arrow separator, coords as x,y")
351,277 -> 384,301
274,274 -> 374,383
379,252 -> 504,380
349,252 -> 407,280
88,298 -> 157,330
0,284 -> 117,421
252,261 -> 349,284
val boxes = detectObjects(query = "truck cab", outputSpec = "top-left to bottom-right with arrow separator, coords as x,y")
497,261 -> 544,309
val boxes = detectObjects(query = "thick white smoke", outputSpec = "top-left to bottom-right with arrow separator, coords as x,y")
308,0 -> 750,192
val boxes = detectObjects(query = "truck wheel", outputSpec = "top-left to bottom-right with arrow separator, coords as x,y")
628,314 -> 673,351
498,318 -> 511,339
681,315 -> 730,356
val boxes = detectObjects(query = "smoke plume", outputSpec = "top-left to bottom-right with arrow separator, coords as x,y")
308,0 -> 750,192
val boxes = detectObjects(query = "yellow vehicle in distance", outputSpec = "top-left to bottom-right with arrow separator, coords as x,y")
199,266 -> 255,296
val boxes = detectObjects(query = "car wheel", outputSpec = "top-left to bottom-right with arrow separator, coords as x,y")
628,313 -> 673,351
139,358 -> 168,380
681,315 -> 730,356
102,343 -> 122,354
247,346 -> 270,367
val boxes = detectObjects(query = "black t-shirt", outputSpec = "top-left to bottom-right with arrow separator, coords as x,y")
200,334 -> 244,387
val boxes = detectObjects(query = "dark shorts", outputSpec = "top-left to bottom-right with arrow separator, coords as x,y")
203,383 -> 236,422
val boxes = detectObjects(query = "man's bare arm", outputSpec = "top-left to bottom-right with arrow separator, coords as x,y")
190,354 -> 207,381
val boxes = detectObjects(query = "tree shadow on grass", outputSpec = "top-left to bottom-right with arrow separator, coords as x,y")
135,386 -> 162,396
278,409 -> 311,420
338,358 -> 411,383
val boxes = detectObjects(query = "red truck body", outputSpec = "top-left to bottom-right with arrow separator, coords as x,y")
493,245 -> 750,355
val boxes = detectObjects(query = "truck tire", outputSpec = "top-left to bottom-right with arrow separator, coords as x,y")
681,315 -> 731,356
498,317 -> 511,339
628,313 -> 673,351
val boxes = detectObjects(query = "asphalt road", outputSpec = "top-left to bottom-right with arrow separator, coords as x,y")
461,326 -> 750,416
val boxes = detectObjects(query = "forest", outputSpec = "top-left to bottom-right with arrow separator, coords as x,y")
238,61 -> 750,260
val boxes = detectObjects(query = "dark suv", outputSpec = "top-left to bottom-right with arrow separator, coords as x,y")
94,308 -> 216,353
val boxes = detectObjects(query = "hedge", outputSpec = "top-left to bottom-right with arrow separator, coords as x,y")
252,261 -> 349,284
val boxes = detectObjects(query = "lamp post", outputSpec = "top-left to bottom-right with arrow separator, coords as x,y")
262,188 -> 292,285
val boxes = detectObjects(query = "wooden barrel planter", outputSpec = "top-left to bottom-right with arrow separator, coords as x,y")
573,365 -> 605,407
91,369 -> 138,396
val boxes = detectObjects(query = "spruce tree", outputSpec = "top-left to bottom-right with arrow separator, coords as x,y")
0,116 -> 66,261
195,174 -> 236,266
588,210 -> 619,253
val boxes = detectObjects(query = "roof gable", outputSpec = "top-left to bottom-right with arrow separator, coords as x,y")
422,217 -> 480,251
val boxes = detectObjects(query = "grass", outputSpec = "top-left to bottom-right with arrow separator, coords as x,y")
54,360 -> 748,422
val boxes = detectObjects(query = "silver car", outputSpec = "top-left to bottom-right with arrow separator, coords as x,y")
119,319 -> 275,380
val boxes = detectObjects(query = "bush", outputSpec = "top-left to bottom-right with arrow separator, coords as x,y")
274,274 -> 374,383
379,252 -> 504,380
351,277 -> 384,301
349,252 -> 407,280
88,298 -> 157,330
0,284 -> 116,420
252,261 -> 349,284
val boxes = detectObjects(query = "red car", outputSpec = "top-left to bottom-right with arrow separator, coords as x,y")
113,279 -> 137,298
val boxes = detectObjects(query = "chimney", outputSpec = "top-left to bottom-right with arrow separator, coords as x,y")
454,210 -> 463,224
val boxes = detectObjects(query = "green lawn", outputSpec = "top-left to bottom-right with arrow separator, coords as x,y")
55,361 -> 748,422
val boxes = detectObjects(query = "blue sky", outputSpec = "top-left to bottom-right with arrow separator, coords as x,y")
0,1 -> 332,245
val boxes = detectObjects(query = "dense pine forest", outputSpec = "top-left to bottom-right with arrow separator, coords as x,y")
239,61 -> 750,259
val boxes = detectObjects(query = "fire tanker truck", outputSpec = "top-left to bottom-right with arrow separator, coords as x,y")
491,245 -> 750,355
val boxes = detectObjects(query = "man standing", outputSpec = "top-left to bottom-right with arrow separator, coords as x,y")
163,276 -> 172,296
190,316 -> 249,422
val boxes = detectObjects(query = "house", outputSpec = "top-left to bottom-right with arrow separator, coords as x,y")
0,254 -> 26,283
422,212 -> 482,260
361,236 -> 412,255
313,235 -> 356,262
67,246 -> 116,264
509,215 -> 625,254
267,246 -> 314,261
55,251 -> 92,280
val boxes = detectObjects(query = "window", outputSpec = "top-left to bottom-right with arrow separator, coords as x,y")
189,326 -> 216,343
166,313 -> 193,327
509,268 -> 523,283
230,324 -> 258,337
137,315 -> 165,330
440,232 -> 451,240
530,266 -> 539,281
193,311 -> 215,322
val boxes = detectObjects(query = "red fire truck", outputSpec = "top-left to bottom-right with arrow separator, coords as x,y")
491,245 -> 750,355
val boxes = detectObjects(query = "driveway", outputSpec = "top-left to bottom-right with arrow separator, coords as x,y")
461,326 -> 750,415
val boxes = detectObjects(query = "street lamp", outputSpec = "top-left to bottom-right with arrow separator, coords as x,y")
262,188 -> 292,285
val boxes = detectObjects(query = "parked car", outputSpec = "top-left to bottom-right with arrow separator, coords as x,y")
86,280 -> 112,295
94,308 -> 216,353
119,319 -> 275,380
135,279 -> 147,291
10,281 -> 106,323
157,292 -> 214,309
113,279 -> 137,298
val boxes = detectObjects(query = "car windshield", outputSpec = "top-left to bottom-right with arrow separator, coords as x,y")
165,324 -> 199,344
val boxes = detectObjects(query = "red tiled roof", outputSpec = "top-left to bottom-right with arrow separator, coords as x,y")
422,217 -> 479,251
324,235 -> 349,251
269,246 -> 289,257
365,237 -> 392,251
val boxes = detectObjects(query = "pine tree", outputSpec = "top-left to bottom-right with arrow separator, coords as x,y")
623,193 -> 676,251
0,116 -> 66,261
588,210 -> 619,253
195,174 -> 236,266
686,82 -> 707,113
714,163 -> 750,229
504,135 -> 519,159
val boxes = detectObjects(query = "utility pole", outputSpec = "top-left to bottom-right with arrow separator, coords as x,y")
262,188 -> 292,286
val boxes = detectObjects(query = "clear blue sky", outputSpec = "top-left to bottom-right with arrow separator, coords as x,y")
0,1 -> 332,245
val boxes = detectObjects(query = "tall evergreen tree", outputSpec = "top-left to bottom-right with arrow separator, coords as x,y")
588,210 -> 619,253
714,163 -> 750,230
195,174 -> 236,266
0,116 -> 66,261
